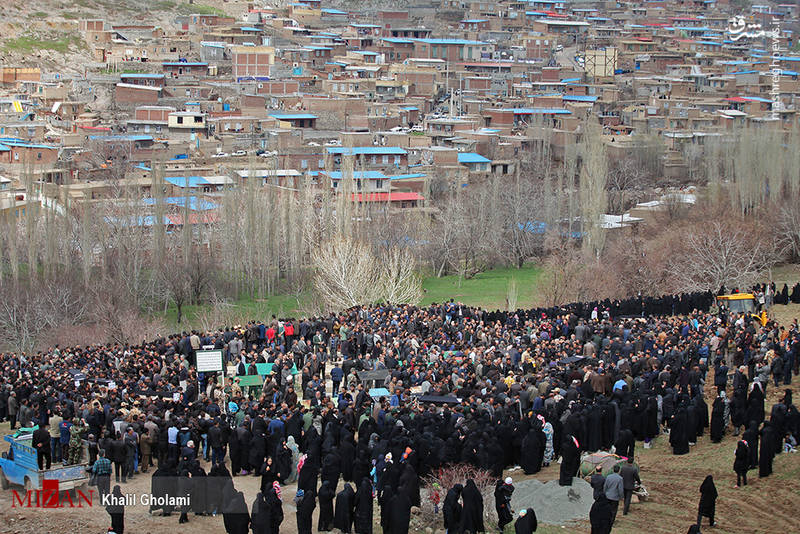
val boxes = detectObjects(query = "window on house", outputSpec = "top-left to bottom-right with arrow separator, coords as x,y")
194,116 -> 202,123
177,116 -> 183,124
300,159 -> 308,168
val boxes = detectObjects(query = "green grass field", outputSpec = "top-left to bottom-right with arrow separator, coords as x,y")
421,265 -> 542,309
3,34 -> 84,54
176,2 -> 226,15
161,293 -> 304,326
159,265 -> 543,327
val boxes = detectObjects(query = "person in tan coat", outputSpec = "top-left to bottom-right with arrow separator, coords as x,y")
140,428 -> 154,473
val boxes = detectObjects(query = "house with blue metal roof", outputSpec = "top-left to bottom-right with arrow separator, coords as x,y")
163,176 -> 232,194
562,95 -> 599,103
458,152 -> 491,172
0,137 -> 59,165
268,112 -> 317,128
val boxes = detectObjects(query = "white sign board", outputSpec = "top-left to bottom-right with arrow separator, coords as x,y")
196,349 -> 224,373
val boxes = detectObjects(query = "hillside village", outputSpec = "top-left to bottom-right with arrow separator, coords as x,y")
0,0 -> 798,226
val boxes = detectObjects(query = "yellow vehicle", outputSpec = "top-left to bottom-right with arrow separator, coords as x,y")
715,293 -> 768,326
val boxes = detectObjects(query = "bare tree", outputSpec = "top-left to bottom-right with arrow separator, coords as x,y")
86,140 -> 134,181
186,244 -> 216,305
506,277 -> 518,311
534,233 -> 588,307
442,186 -> 493,280
380,245 -> 423,305
313,235 -> 381,311
159,242 -> 193,324
775,201 -> 800,262
497,169 -> 547,268
195,297 -> 236,333
578,121 -> 608,259
606,156 -> 649,214
664,219 -> 779,292
0,279 -> 87,353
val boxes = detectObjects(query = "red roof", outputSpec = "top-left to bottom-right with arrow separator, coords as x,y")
351,192 -> 423,203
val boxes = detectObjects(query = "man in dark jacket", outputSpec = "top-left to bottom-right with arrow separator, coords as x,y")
331,365 -> 343,397
7,392 -> 18,429
590,465 -> 606,501
33,422 -> 52,470
714,359 -> 729,395
208,419 -> 225,467
620,457 -> 641,515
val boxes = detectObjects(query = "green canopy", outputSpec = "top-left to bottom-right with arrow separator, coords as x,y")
236,375 -> 265,387
255,362 -> 299,376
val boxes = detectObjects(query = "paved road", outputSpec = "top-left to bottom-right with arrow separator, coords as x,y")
555,45 -> 583,71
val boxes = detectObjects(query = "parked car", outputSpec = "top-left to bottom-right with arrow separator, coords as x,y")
231,150 -> 247,157
211,152 -> 228,158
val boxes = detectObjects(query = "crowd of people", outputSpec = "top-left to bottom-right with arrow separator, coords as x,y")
0,287 -> 798,534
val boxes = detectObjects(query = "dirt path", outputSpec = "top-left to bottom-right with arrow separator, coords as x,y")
2,379 -> 799,534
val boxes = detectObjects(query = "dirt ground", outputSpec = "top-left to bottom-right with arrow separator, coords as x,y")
1,305 -> 799,533
2,386 -> 797,534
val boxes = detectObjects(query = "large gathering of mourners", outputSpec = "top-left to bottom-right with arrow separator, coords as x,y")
2,282 -> 800,534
